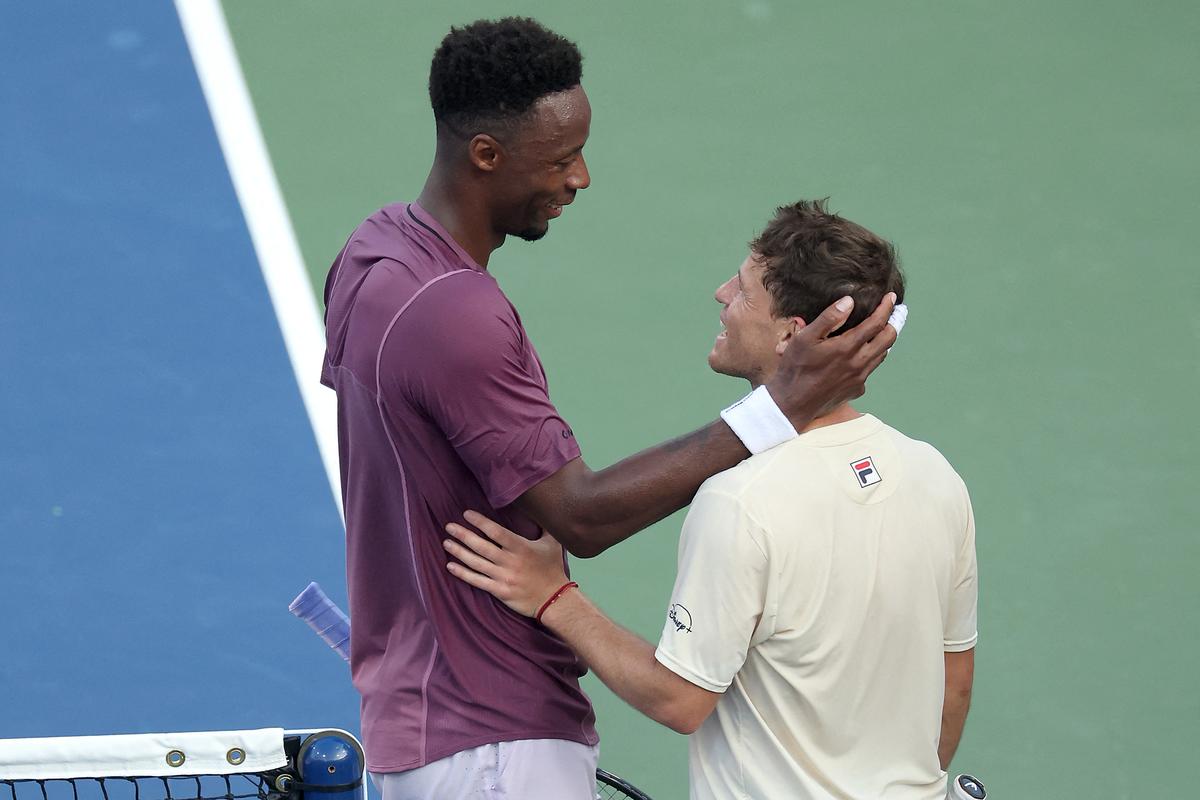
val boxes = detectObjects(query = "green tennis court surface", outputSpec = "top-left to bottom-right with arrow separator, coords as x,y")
2,2 -> 1193,798
224,3 -> 1198,796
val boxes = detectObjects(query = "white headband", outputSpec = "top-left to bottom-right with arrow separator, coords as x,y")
888,303 -> 908,336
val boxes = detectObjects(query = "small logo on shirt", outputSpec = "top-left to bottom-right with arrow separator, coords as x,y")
668,604 -> 693,633
851,456 -> 882,487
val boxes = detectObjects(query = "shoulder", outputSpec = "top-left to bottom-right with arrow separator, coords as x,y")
873,423 -> 973,521
340,203 -> 412,257
687,454 -> 789,549
380,271 -> 525,373
392,270 -> 514,335
699,436 -> 823,507
414,268 -> 508,314
681,481 -> 770,564
884,424 -> 968,489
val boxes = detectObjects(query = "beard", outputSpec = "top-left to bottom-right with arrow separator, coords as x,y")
514,225 -> 548,242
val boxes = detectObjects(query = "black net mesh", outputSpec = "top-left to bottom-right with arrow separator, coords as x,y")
0,730 -> 373,800
3,772 -> 285,800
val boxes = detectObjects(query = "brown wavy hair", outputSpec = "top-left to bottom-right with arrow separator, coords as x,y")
752,199 -> 905,335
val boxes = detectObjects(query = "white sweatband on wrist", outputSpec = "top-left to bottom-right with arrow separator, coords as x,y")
722,304 -> 908,454
720,385 -> 798,455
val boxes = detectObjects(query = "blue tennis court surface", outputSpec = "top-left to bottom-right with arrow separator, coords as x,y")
0,3 -> 354,736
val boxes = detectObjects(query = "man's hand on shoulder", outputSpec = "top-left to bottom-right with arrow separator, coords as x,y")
766,293 -> 899,430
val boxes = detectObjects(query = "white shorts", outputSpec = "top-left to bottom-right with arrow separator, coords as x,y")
370,738 -> 600,800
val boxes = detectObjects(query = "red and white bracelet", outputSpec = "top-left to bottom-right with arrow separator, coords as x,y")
535,581 -> 579,622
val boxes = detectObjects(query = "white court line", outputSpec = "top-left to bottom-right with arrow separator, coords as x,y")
174,0 -> 343,522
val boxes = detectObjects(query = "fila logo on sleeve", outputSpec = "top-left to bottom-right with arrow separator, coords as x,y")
851,456 -> 882,487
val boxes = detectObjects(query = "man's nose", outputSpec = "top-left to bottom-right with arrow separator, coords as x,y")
568,154 -> 591,191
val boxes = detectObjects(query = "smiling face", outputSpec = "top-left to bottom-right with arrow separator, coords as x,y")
709,254 -> 799,388
489,85 -> 592,241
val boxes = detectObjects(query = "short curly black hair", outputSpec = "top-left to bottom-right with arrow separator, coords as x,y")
429,17 -> 583,138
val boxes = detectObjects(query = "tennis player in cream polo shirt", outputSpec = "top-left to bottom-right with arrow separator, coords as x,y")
443,199 -> 978,799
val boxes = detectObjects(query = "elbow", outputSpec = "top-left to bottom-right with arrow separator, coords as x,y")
668,716 -> 702,736
945,675 -> 973,706
641,661 -> 718,735
655,703 -> 709,736
554,522 -> 611,559
942,684 -> 973,724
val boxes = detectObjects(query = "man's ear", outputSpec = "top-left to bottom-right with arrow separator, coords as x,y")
775,317 -> 807,354
468,134 -> 504,172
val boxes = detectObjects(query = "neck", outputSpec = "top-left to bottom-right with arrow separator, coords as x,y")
750,376 -> 861,432
415,158 -> 503,268
797,402 -> 861,433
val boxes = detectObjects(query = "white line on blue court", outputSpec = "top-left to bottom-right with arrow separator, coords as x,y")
175,0 -> 343,520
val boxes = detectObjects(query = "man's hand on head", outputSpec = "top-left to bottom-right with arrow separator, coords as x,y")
766,293 -> 899,429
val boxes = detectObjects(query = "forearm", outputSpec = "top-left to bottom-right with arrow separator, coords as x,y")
541,589 -> 699,733
518,420 -> 748,557
938,689 -> 970,769
442,514 -> 722,733
515,295 -> 900,557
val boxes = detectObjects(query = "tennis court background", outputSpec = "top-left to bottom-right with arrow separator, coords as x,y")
2,1 -> 1196,798
223,2 -> 1199,796
1,0 -> 357,741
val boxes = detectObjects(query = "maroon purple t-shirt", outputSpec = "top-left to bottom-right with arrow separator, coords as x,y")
321,202 -> 597,772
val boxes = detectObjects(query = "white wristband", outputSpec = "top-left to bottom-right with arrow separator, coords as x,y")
722,304 -> 908,454
720,385 -> 798,455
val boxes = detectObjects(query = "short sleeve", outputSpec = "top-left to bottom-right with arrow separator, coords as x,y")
379,273 -> 579,508
944,487 -> 978,652
654,485 -> 769,693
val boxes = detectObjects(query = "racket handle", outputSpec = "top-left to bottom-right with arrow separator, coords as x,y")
290,582 -> 351,662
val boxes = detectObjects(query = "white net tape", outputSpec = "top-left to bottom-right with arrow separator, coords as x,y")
0,729 -> 286,781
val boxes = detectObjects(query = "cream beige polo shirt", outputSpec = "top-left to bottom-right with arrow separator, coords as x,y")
655,414 -> 977,800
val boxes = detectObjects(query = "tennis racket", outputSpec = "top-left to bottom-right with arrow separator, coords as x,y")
290,582 -> 655,800
595,767 -> 653,800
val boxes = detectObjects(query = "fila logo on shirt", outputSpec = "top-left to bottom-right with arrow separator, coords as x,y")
851,456 -> 882,488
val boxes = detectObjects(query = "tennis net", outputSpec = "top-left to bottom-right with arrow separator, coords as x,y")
0,729 -> 364,800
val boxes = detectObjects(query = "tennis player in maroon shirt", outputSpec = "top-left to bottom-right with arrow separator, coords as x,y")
321,17 -> 897,800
